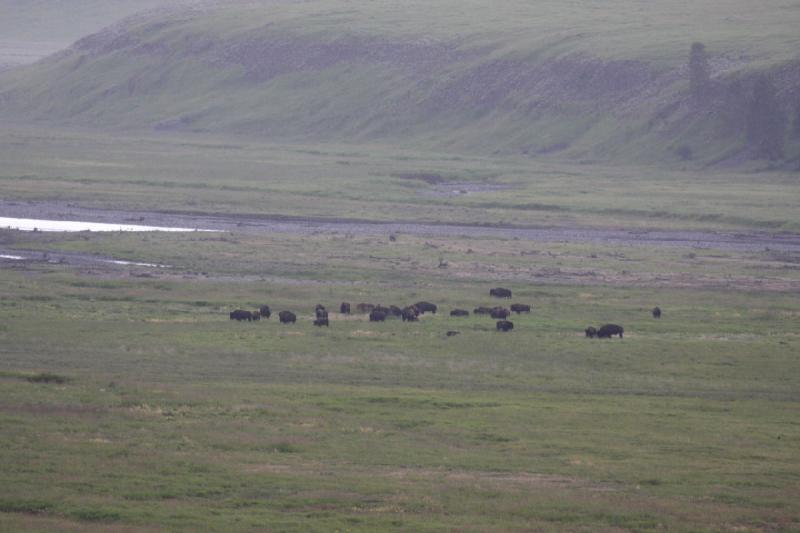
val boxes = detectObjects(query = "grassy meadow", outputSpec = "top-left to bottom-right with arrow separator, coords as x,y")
1,194 -> 799,530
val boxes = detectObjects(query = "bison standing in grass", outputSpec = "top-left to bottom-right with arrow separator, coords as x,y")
414,301 -> 437,314
230,309 -> 253,321
597,324 -> 624,338
450,309 -> 469,317
496,320 -> 514,332
510,304 -> 531,314
652,307 -> 662,319
369,309 -> 387,322
402,306 -> 419,322
340,302 -> 351,314
259,305 -> 271,319
490,307 -> 510,319
490,287 -> 512,298
278,311 -> 296,324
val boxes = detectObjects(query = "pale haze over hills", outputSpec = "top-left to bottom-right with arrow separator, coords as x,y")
1,0 -> 798,166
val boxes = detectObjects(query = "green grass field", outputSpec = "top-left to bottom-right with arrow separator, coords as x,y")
1,208 -> 799,530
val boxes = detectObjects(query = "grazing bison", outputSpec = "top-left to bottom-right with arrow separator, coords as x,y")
387,305 -> 403,318
414,301 -> 437,314
652,307 -> 661,319
450,309 -> 469,317
230,309 -> 253,321
597,324 -> 624,338
585,326 -> 597,338
369,309 -> 387,322
490,287 -> 512,298
490,307 -> 510,319
496,320 -> 514,332
401,306 -> 419,322
473,306 -> 493,315
259,305 -> 271,319
446,330 -> 460,337
510,304 -> 531,314
278,311 -> 296,324
340,302 -> 351,314
356,303 -> 375,313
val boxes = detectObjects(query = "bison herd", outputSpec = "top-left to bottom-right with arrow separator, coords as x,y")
230,287 -> 661,338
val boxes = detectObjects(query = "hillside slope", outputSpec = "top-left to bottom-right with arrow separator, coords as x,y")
0,0 -> 798,166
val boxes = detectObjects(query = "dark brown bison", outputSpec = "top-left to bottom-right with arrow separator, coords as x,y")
450,309 -> 469,317
414,301 -> 437,314
585,326 -> 597,338
473,306 -> 493,315
259,305 -> 271,319
401,306 -> 419,322
369,309 -> 387,322
387,305 -> 403,317
230,309 -> 253,321
652,307 -> 661,319
490,287 -> 512,298
340,302 -> 351,314
278,311 -> 296,324
490,307 -> 510,319
356,303 -> 375,313
315,306 -> 328,320
251,311 -> 261,321
510,304 -> 531,314
496,320 -> 514,332
373,305 -> 390,316
446,330 -> 460,337
313,317 -> 329,327
597,324 -> 623,338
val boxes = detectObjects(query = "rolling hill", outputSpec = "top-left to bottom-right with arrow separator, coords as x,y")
0,0 -> 798,166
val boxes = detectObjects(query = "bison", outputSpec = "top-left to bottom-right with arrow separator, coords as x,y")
597,324 -> 623,338
251,311 -> 261,321
401,306 -> 419,322
387,305 -> 403,318
450,309 -> 469,317
490,307 -> 510,319
356,303 -> 375,313
340,302 -> 351,314
490,287 -> 512,298
414,301 -> 437,314
585,326 -> 597,338
369,309 -> 387,322
313,317 -> 329,327
510,303 -> 531,314
230,309 -> 253,321
496,320 -> 514,332
652,307 -> 661,319
259,305 -> 271,319
278,311 -> 296,324
446,330 -> 460,337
